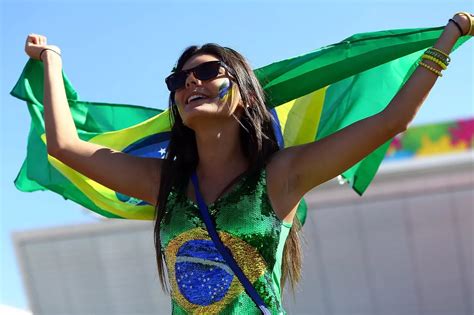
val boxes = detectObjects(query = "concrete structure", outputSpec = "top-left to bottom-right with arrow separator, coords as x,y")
284,152 -> 473,315
0,305 -> 32,315
13,151 -> 473,315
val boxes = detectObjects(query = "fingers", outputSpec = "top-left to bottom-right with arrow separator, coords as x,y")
28,34 -> 38,45
26,33 -> 47,46
25,34 -> 34,46
24,33 -> 57,60
40,35 -> 47,45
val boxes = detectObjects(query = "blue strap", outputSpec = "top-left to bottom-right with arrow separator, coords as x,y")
190,173 -> 271,315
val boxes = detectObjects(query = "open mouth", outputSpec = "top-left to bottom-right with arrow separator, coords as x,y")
186,93 -> 210,105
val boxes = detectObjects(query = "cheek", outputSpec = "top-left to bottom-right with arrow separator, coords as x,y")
217,80 -> 233,100
218,80 -> 242,112
173,92 -> 187,110
217,79 -> 239,109
173,92 -> 181,105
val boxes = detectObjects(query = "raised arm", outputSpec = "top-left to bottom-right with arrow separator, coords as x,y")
24,34 -> 161,206
268,13 -> 472,214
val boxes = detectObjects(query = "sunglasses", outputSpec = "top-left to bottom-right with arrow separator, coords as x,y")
165,60 -> 233,92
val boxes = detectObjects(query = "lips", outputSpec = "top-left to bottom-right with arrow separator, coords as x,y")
186,92 -> 211,105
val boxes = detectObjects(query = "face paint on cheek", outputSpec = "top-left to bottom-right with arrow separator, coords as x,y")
217,80 -> 233,104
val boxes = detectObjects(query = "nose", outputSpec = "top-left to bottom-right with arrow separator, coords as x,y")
185,71 -> 201,89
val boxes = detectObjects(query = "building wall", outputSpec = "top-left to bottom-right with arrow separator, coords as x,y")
283,158 -> 473,314
14,156 -> 473,315
15,221 -> 168,315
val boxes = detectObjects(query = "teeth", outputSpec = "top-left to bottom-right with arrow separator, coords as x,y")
187,94 -> 208,104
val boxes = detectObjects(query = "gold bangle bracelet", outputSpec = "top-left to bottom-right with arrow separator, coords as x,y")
421,54 -> 447,70
455,11 -> 474,35
418,61 -> 443,77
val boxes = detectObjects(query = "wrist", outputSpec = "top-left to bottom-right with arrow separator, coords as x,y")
41,49 -> 62,64
445,20 -> 463,39
443,21 -> 463,42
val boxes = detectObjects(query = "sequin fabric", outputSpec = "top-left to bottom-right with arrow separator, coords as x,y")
160,169 -> 290,314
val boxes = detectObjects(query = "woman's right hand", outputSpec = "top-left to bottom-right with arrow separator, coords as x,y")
24,34 -> 61,61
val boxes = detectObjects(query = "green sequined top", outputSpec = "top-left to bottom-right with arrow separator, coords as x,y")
160,168 -> 292,314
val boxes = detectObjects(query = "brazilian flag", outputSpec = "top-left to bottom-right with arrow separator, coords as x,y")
11,26 -> 470,223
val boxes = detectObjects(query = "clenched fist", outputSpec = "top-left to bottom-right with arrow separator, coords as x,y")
24,34 -> 61,61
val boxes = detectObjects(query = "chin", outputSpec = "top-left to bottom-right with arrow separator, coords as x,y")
182,108 -> 232,129
182,108 -> 216,126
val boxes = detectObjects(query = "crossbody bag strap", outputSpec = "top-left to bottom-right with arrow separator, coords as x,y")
190,173 -> 271,315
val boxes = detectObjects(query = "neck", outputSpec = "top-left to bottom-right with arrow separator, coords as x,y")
193,117 -> 248,181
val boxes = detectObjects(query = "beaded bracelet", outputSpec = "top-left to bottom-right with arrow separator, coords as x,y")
428,47 -> 450,60
421,54 -> 447,70
418,61 -> 443,77
424,48 -> 450,65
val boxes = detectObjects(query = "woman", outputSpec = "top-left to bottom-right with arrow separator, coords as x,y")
24,12 -> 473,314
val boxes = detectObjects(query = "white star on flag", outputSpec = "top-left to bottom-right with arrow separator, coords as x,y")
159,147 -> 167,157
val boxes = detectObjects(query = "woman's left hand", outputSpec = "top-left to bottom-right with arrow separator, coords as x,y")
452,12 -> 474,36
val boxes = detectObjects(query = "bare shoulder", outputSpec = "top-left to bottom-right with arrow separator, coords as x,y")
265,148 -> 301,223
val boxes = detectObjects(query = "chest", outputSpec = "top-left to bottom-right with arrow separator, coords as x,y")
160,171 -> 283,268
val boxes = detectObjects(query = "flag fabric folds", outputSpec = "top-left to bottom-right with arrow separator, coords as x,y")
11,26 -> 470,221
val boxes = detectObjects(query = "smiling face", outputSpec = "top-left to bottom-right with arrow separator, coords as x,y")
173,54 -> 243,128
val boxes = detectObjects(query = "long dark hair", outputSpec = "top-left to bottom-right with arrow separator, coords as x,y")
154,43 -> 301,294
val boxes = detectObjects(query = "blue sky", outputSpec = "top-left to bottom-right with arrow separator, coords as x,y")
1,0 -> 473,310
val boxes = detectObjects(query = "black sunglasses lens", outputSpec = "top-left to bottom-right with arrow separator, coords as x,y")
166,72 -> 187,91
166,61 -> 224,91
194,61 -> 221,80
